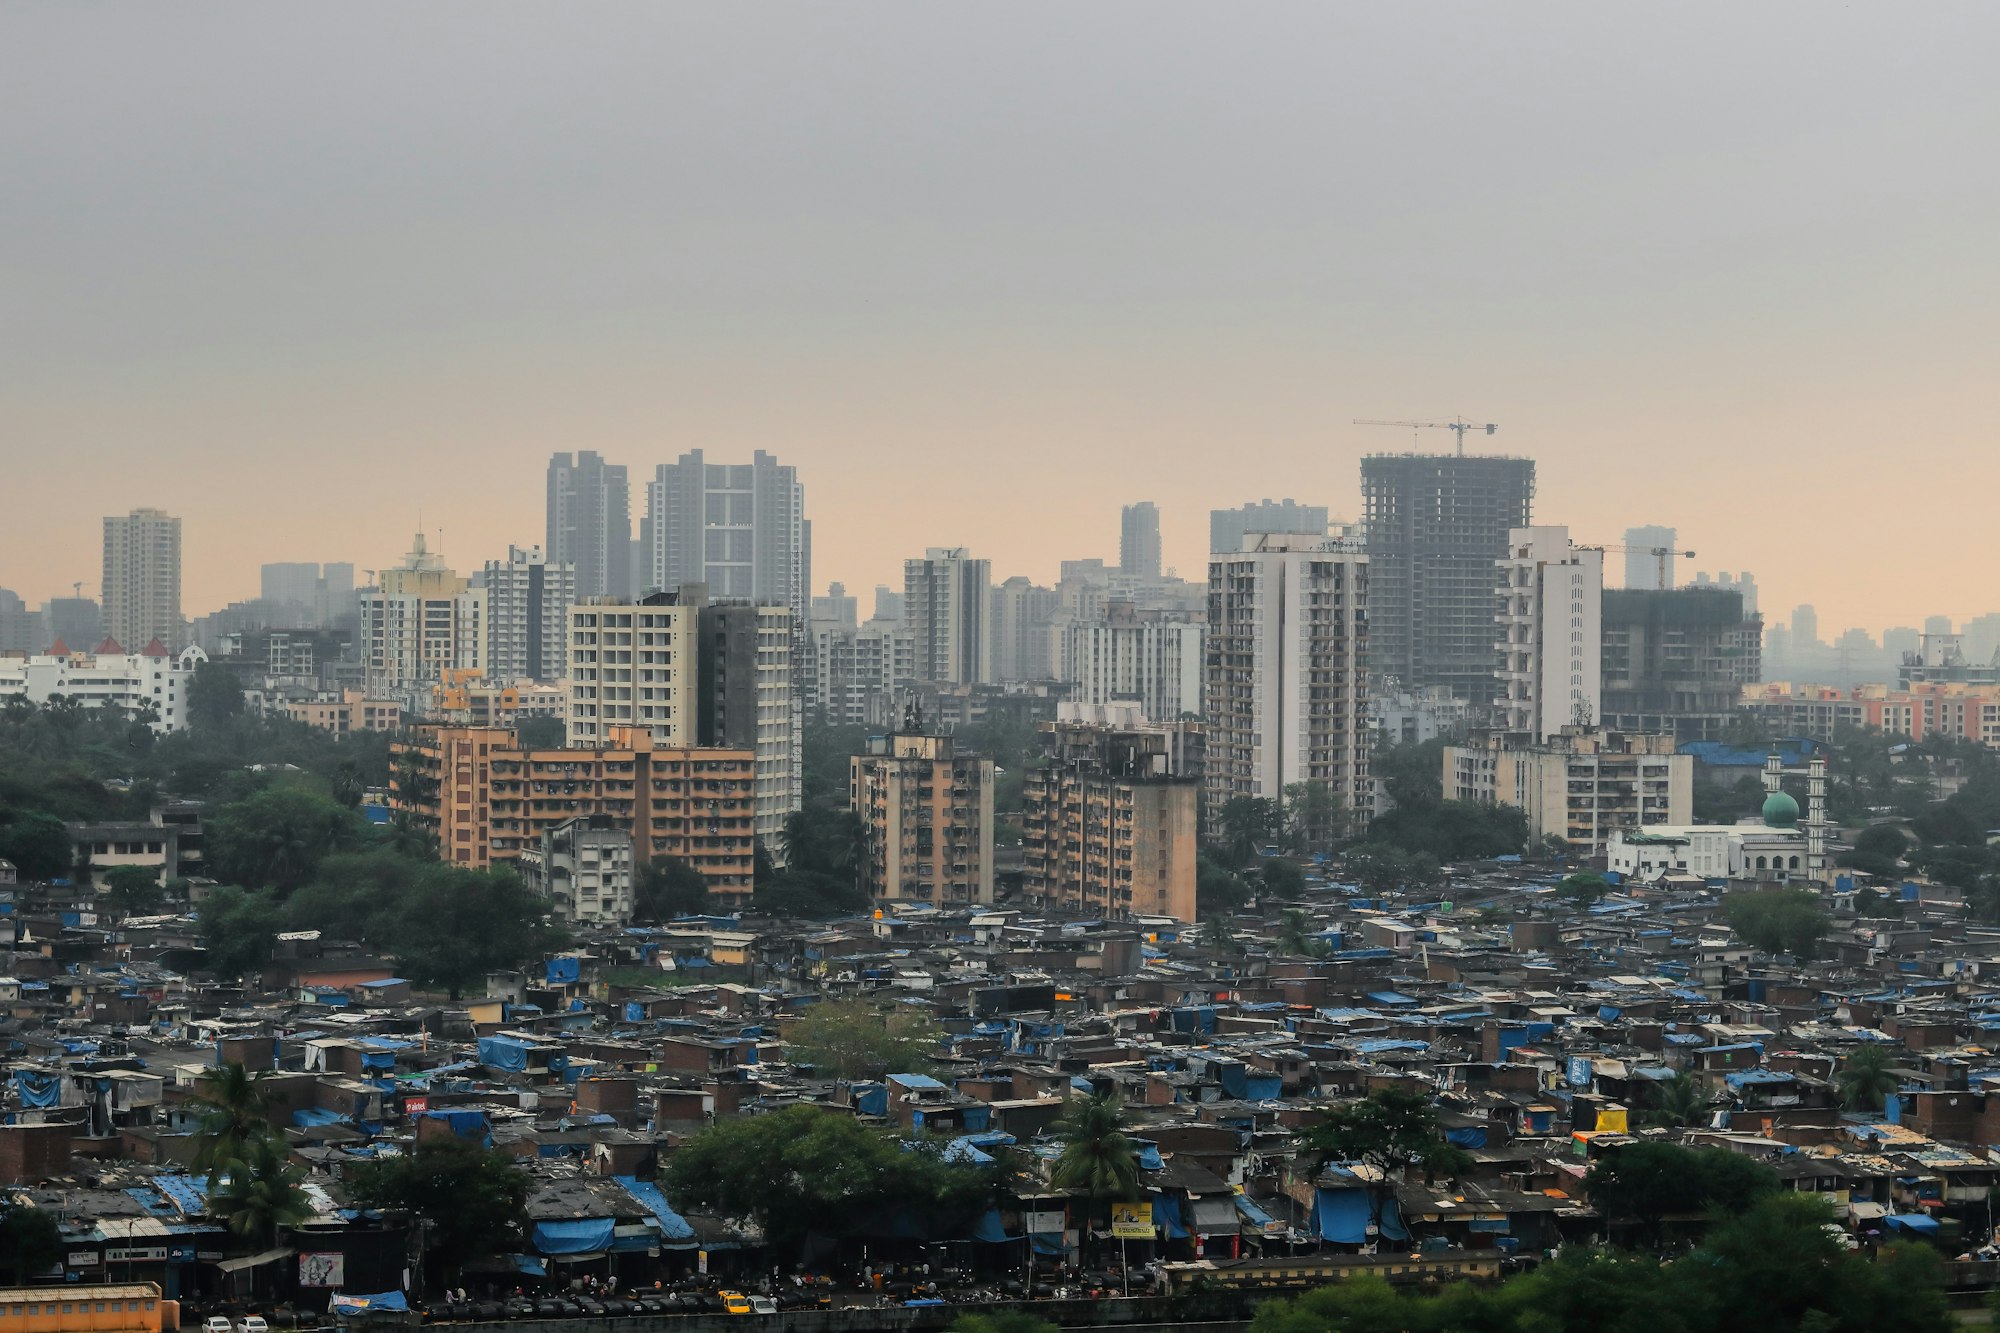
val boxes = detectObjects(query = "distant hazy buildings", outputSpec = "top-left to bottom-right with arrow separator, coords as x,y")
1692,570 -> 1757,616
42,597 -> 103,655
1496,527 -> 1603,740
644,450 -> 808,620
991,576 -> 1059,683
102,507 -> 182,652
1621,525 -> 1678,591
547,450 -> 632,600
358,534 -> 485,696
905,547 -> 991,686
1205,534 -> 1369,839
480,544 -> 575,683
260,562 -> 357,628
1120,501 -> 1162,580
1210,499 -> 1328,557
1362,454 -> 1534,704
0,590 -> 34,655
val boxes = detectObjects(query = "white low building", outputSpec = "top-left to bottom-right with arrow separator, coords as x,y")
1606,791 -> 1814,885
0,639 -> 206,732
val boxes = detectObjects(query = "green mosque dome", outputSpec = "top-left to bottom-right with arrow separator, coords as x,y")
1762,790 -> 1800,828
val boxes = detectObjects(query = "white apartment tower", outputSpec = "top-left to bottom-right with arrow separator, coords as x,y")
1204,534 -> 1369,837
358,534 -> 485,696
645,450 -> 808,618
482,544 -> 577,683
1496,526 -> 1604,740
565,593 -> 698,747
102,508 -> 182,652
1060,601 -> 1203,721
905,548 -> 991,686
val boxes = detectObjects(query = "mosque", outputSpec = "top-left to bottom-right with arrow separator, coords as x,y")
1605,750 -> 1831,887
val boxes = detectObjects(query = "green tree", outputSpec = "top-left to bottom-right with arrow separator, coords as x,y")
1638,1072 -> 1710,1129
198,886 -> 284,980
515,715 -> 565,749
0,1201 -> 62,1284
1216,796 -> 1281,865
947,1314 -> 1060,1333
209,1132 -> 311,1247
1725,887 -> 1829,959
1050,1089 -> 1141,1259
1261,856 -> 1307,898
205,784 -> 362,892
1294,1087 -> 1471,1233
1281,780 -> 1343,854
347,1137 -> 529,1287
1584,1141 -> 1779,1248
1273,908 -> 1329,958
1372,737 -> 1447,809
633,856 -> 711,923
189,1061 -> 277,1183
1834,1043 -> 1899,1112
391,868 -> 567,999
755,806 -> 870,917
186,661 -> 246,730
1558,871 -> 1611,906
102,863 -> 164,916
1842,823 -> 1909,879
0,811 -> 74,882
662,1104 -> 994,1262
785,996 -> 940,1079
1196,853 -> 1250,913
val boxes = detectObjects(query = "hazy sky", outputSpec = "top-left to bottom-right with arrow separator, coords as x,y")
5,2 -> 1998,633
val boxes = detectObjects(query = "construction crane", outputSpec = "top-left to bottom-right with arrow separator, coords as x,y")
1354,417 -> 1498,455
1586,542 -> 1696,591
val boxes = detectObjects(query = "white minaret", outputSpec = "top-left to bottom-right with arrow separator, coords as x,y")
1763,750 -> 1783,798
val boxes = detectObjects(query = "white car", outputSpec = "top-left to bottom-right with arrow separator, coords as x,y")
204,1320 -> 233,1333
749,1296 -> 779,1315
240,1319 -> 270,1333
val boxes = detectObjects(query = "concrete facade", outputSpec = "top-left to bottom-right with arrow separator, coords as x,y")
851,731 -> 995,908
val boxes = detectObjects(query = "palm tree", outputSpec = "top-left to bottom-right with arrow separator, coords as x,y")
1640,1072 -> 1709,1129
1837,1044 -> 1899,1112
209,1134 -> 311,1248
190,1063 -> 274,1183
1274,909 -> 1329,959
1051,1090 -> 1140,1257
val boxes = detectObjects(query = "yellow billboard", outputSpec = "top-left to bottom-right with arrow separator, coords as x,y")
1109,1201 -> 1154,1239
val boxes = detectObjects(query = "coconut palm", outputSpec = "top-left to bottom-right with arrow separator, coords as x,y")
1274,909 -> 1329,959
1837,1044 -> 1900,1112
1052,1090 -> 1140,1256
209,1133 -> 311,1248
190,1062 -> 274,1183
1640,1072 -> 1710,1129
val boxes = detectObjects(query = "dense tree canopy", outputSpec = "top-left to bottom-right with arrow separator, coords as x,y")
0,1202 -> 62,1284
1584,1141 -> 1779,1246
347,1138 -> 528,1285
662,1104 -> 996,1261
784,995 -> 940,1079
1725,887 -> 1830,959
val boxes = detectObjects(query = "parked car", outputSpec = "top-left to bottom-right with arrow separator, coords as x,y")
748,1296 -> 778,1315
241,1318 -> 270,1333
720,1291 -> 754,1315
204,1320 -> 234,1333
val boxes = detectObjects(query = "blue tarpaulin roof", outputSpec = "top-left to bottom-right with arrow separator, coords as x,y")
331,1292 -> 409,1315
1884,1213 -> 1941,1234
1313,1187 -> 1408,1243
611,1177 -> 695,1244
532,1218 -> 615,1255
970,1209 -> 1015,1243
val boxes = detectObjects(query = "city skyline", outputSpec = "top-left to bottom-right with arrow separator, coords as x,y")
6,3 -> 2000,631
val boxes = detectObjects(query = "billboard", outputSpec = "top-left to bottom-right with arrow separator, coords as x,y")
299,1253 -> 346,1288
1109,1202 -> 1154,1240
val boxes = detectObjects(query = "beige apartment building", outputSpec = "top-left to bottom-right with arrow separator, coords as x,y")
850,731 -> 994,908
392,725 -> 755,900
1023,713 -> 1199,922
1444,727 -> 1691,855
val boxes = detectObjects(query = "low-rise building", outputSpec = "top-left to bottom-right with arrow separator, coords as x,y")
519,815 -> 636,926
851,727 -> 994,908
0,640 -> 206,732
284,689 -> 404,735
1444,728 -> 1691,855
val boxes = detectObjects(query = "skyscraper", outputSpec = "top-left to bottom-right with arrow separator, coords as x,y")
481,544 -> 576,682
1120,501 -> 1162,580
102,507 -> 182,651
1360,454 -> 1535,704
990,576 -> 1059,682
1496,527 -> 1604,739
1205,535 -> 1369,838
547,451 -> 632,599
644,450 -> 808,620
1621,525 -> 1678,590
1210,499 -> 1328,555
904,548 -> 992,687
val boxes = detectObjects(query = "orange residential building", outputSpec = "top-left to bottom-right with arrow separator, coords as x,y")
391,725 -> 755,899
285,689 -> 404,735
1744,681 -> 2000,748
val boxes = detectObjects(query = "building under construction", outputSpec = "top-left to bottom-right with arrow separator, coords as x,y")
1361,453 -> 1536,705
1599,587 -> 1763,742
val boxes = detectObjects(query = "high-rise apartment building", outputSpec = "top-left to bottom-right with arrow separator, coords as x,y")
1496,527 -> 1603,740
1058,601 -> 1203,722
1621,525 -> 1678,591
357,534 -> 485,696
1120,501 -> 1162,580
1600,587 -> 1762,742
1361,454 -> 1535,703
42,597 -> 102,655
905,548 -> 991,686
567,589 -> 800,857
1204,535 -> 1369,839
547,451 -> 632,599
0,590 -> 34,655
1444,728 -> 1691,855
991,576 -> 1059,682
1210,499 -> 1328,557
102,508 -> 182,652
481,544 -> 576,682
851,729 -> 994,908
644,450 -> 808,617
1023,710 -> 1199,922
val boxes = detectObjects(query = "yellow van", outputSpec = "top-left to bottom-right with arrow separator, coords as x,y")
720,1292 -> 753,1316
